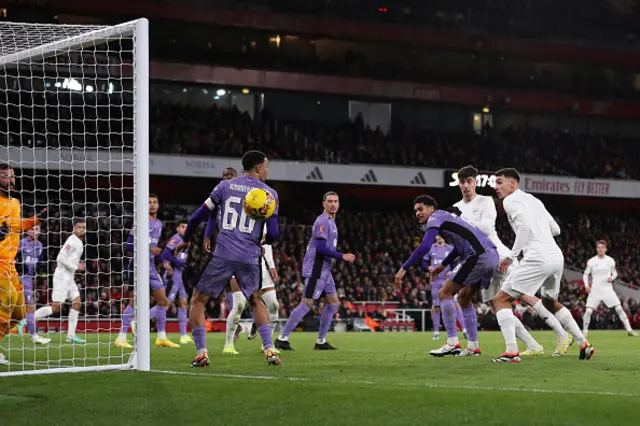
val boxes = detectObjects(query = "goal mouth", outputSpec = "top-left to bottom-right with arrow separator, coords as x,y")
0,18 -> 150,376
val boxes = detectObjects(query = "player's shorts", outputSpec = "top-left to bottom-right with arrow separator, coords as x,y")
168,272 -> 186,301
51,273 -> 80,303
504,247 -> 563,300
261,265 -> 275,290
586,289 -> 621,309
430,280 -> 445,307
149,270 -> 164,292
196,255 -> 261,300
303,274 -> 336,300
0,274 -> 25,324
451,249 -> 499,289
20,276 -> 34,305
481,258 -> 519,303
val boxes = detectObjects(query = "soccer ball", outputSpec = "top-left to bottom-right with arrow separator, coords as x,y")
243,188 -> 276,220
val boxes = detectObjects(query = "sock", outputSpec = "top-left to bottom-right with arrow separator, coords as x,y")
27,311 -> 36,336
67,309 -> 79,339
121,305 -> 133,335
192,325 -> 207,354
455,307 -> 464,331
555,306 -> 586,347
35,306 -> 53,319
178,307 -> 188,337
225,293 -> 247,346
156,306 -> 167,340
258,324 -> 274,351
462,306 -> 479,349
280,303 -> 311,338
432,309 -> 441,333
583,307 -> 593,333
533,300 -> 567,338
614,305 -> 633,332
261,291 -> 279,333
496,308 -> 518,354
440,299 -> 459,345
514,316 -> 542,350
149,305 -> 158,320
318,303 -> 339,341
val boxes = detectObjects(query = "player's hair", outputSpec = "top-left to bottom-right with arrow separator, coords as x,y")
222,167 -> 237,177
241,151 -> 267,172
177,219 -> 188,226
457,165 -> 478,180
413,195 -> 437,209
597,240 -> 607,247
73,218 -> 85,225
0,162 -> 10,171
495,168 -> 521,182
149,193 -> 159,202
323,191 -> 338,201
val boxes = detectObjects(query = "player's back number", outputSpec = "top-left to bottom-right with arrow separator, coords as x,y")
222,197 -> 256,234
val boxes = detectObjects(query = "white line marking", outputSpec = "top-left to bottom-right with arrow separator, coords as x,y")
150,370 -> 637,397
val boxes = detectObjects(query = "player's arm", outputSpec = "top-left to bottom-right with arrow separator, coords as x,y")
263,243 -> 276,269
56,237 -> 79,271
504,198 -> 529,260
610,259 -> 618,281
263,191 -> 280,244
402,228 -> 438,270
544,208 -> 561,236
582,260 -> 592,290
184,194 -> 221,243
475,198 -> 497,236
161,246 -> 185,268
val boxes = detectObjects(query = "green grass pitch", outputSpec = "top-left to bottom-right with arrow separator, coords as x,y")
2,331 -> 640,426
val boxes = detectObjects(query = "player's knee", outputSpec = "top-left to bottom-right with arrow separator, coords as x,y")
302,297 -> 315,308
51,303 -> 61,313
438,288 -> 453,301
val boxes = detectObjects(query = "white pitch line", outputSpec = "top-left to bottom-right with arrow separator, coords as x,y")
150,370 -> 636,397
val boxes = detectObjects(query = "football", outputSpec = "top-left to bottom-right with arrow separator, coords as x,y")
243,188 -> 276,220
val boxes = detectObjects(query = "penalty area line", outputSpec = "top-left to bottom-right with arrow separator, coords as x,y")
150,370 -> 637,397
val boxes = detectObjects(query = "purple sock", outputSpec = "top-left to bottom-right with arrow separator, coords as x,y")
456,307 -> 464,330
462,306 -> 478,342
432,309 -> 441,332
258,324 -> 273,350
156,306 -> 166,333
281,303 -> 311,338
192,325 -> 207,352
27,311 -> 36,335
121,305 -> 134,333
149,305 -> 158,320
318,303 -> 338,340
441,299 -> 458,338
178,307 -> 187,336
225,292 -> 233,314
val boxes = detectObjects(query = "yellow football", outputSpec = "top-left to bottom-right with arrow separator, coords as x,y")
243,188 -> 276,220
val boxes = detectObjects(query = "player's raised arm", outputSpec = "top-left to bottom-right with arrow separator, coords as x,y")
263,190 -> 280,244
182,183 -> 224,247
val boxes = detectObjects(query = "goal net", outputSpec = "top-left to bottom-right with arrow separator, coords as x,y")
0,19 -> 149,376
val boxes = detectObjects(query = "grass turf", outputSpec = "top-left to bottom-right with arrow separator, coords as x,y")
2,330 -> 639,426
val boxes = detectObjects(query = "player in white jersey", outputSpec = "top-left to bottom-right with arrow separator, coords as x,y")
34,219 -> 86,343
454,166 -> 570,356
247,227 -> 280,340
492,168 -> 593,363
582,240 -> 637,337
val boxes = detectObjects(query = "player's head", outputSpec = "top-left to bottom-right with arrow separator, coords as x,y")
596,240 -> 607,256
0,162 -> 16,194
73,218 -> 86,238
494,168 -> 520,199
322,191 -> 339,216
457,165 -> 478,201
149,193 -> 159,215
222,167 -> 237,180
242,151 -> 269,182
413,195 -> 437,227
27,225 -> 41,240
435,235 -> 445,246
176,219 -> 188,236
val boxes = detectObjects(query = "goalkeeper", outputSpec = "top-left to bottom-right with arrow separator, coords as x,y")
0,163 -> 46,364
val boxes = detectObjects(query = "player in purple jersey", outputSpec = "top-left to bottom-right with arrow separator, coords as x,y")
176,151 -> 281,366
395,195 -> 498,357
115,194 -> 178,349
15,225 -> 50,344
275,192 -> 356,351
422,235 -> 453,341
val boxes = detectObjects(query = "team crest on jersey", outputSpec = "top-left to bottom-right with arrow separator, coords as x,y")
318,224 -> 325,233
473,208 -> 480,215
65,244 -> 71,252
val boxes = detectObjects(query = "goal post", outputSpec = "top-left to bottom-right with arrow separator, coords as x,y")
0,18 -> 149,375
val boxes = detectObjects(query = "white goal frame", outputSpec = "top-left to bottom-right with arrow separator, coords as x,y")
0,18 -> 149,376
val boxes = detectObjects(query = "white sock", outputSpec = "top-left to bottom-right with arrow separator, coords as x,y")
533,300 -> 567,338
261,291 -> 279,333
157,331 -> 167,340
583,307 -> 593,334
514,316 -> 542,350
467,340 -> 479,351
555,306 -> 586,347
67,309 -> 79,339
496,309 -> 518,354
446,336 -> 459,346
35,306 -> 53,319
614,305 -> 633,332
317,338 -> 326,344
197,348 -> 207,356
225,292 -> 247,346
278,334 -> 288,341
117,332 -> 127,341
